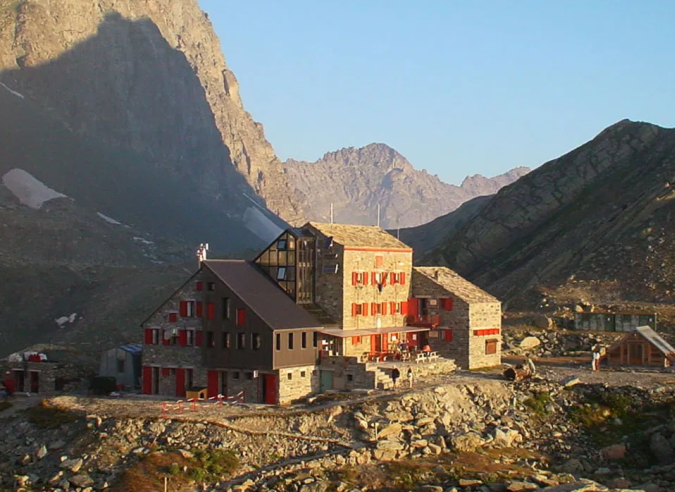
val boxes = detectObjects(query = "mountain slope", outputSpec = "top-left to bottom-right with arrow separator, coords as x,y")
0,0 -> 303,225
284,143 -> 529,228
416,119 -> 675,317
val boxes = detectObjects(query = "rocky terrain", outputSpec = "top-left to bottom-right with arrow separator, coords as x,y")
409,120 -> 675,329
2,365 -> 675,492
284,144 -> 529,228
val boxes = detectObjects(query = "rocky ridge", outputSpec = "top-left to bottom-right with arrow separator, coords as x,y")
284,143 -> 529,228
410,120 -> 675,324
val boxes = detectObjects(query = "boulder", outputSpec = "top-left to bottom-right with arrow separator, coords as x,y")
377,423 -> 402,440
448,432 -> 485,452
492,428 -> 520,448
36,445 -> 48,460
59,457 -> 84,473
650,433 -> 675,464
600,443 -> 626,461
520,337 -> 541,350
69,474 -> 94,488
507,482 -> 539,492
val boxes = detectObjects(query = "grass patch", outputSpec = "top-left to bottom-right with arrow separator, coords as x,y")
0,401 -> 12,412
523,391 -> 552,416
110,449 -> 240,492
25,400 -> 79,429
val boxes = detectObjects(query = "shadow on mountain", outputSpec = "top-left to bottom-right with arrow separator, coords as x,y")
0,13 -> 273,254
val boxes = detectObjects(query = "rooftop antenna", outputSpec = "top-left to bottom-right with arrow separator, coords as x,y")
197,243 -> 208,268
377,204 -> 381,228
330,203 -> 334,224
396,217 -> 400,239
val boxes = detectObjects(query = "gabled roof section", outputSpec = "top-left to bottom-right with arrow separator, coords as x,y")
636,326 -> 675,357
203,260 -> 322,330
141,270 -> 200,327
305,222 -> 411,250
413,266 -> 500,304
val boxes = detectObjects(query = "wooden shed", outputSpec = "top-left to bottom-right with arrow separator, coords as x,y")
605,326 -> 675,368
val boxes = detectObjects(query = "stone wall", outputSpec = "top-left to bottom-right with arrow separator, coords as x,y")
278,365 -> 320,405
226,370 -> 261,404
7,362 -> 57,396
467,303 -> 502,369
341,249 -> 412,331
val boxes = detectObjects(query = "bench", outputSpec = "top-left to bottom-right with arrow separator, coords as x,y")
415,351 -> 439,363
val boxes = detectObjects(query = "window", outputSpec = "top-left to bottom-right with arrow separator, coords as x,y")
374,272 -> 384,284
442,298 -> 454,311
233,371 -> 240,380
351,303 -> 364,316
375,255 -> 384,268
186,330 -> 195,347
351,271 -> 366,285
253,333 -> 261,350
237,333 -> 246,349
352,336 -> 361,345
186,301 -> 196,317
376,303 -> 383,315
206,331 -> 215,348
277,239 -> 287,250
116,359 -> 125,373
168,312 -> 177,323
347,374 -> 354,382
222,298 -> 230,319
287,373 -> 292,380
313,332 -> 318,348
288,333 -> 294,350
277,267 -> 287,280
236,308 -> 246,327
207,282 -> 216,291
222,332 -> 230,348
246,372 -> 254,380
276,333 -> 281,351
301,332 -> 307,349
485,339 -> 498,355
301,371 -> 306,378
152,329 -> 160,345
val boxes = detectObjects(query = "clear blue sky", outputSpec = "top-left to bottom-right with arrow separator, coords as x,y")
198,0 -> 675,185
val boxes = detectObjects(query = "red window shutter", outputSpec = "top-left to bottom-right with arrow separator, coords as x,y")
196,281 -> 203,291
196,331 -> 203,347
196,302 -> 203,318
179,301 -> 188,317
400,272 -> 406,285
207,371 -> 219,398
362,303 -> 369,316
168,312 -> 177,323
382,274 -> 388,286
352,336 -> 359,345
382,302 -> 388,315
161,367 -> 170,377
207,302 -> 215,320
371,302 -> 377,315
142,366 -> 152,394
390,301 -> 396,314
236,308 -> 245,326
371,272 -> 376,284
352,272 -> 358,285
390,272 -> 395,284
178,329 -> 187,347
445,329 -> 453,342
443,298 -> 454,311
162,330 -> 170,346
144,328 -> 153,345
363,272 -> 369,285
352,303 -> 358,317
401,301 -> 408,316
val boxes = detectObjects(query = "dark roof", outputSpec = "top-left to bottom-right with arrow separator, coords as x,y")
118,344 -> 142,355
413,267 -> 499,304
203,260 -> 322,331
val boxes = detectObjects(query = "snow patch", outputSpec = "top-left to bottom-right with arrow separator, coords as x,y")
243,206 -> 284,243
0,82 -> 24,99
2,169 -> 68,209
132,236 -> 154,245
97,212 -> 122,225
55,313 -> 77,327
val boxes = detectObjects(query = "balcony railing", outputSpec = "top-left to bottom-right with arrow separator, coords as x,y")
405,314 -> 441,328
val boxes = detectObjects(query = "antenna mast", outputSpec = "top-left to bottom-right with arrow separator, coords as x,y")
330,203 -> 334,224
377,204 -> 381,228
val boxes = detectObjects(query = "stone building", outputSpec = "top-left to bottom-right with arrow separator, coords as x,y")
410,267 -> 502,369
141,222 -> 502,403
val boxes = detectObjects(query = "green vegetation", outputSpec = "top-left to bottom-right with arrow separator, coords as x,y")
523,391 -> 552,416
25,400 -> 79,429
0,401 -> 12,412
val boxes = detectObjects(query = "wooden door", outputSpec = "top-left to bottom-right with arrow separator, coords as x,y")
408,298 -> 419,318
175,369 -> 186,397
381,335 -> 389,353
370,335 -> 378,355
407,332 -> 417,349
263,374 -> 277,404
142,366 -> 152,394
629,344 -> 643,365
207,371 -> 219,398
29,371 -> 39,393
320,370 -> 334,393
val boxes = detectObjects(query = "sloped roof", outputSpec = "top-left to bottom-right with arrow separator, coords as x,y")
635,326 -> 675,356
305,222 -> 411,250
119,344 -> 142,355
413,267 -> 499,304
203,260 -> 322,331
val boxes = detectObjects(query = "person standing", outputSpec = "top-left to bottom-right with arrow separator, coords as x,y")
592,348 -> 601,371
406,367 -> 414,388
525,355 -> 537,376
391,367 -> 400,389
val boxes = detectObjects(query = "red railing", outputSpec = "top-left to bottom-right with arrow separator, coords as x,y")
405,314 -> 441,328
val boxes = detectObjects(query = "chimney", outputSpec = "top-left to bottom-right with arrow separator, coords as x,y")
196,243 -> 209,268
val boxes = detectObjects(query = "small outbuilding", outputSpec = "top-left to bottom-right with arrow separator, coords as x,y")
604,326 -> 675,368
99,344 -> 142,389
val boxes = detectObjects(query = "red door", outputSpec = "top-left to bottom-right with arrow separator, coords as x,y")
142,366 -> 152,394
175,369 -> 186,397
407,332 -> 418,349
381,335 -> 389,354
207,371 -> 219,398
408,298 -> 419,320
263,374 -> 277,404
370,335 -> 378,355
